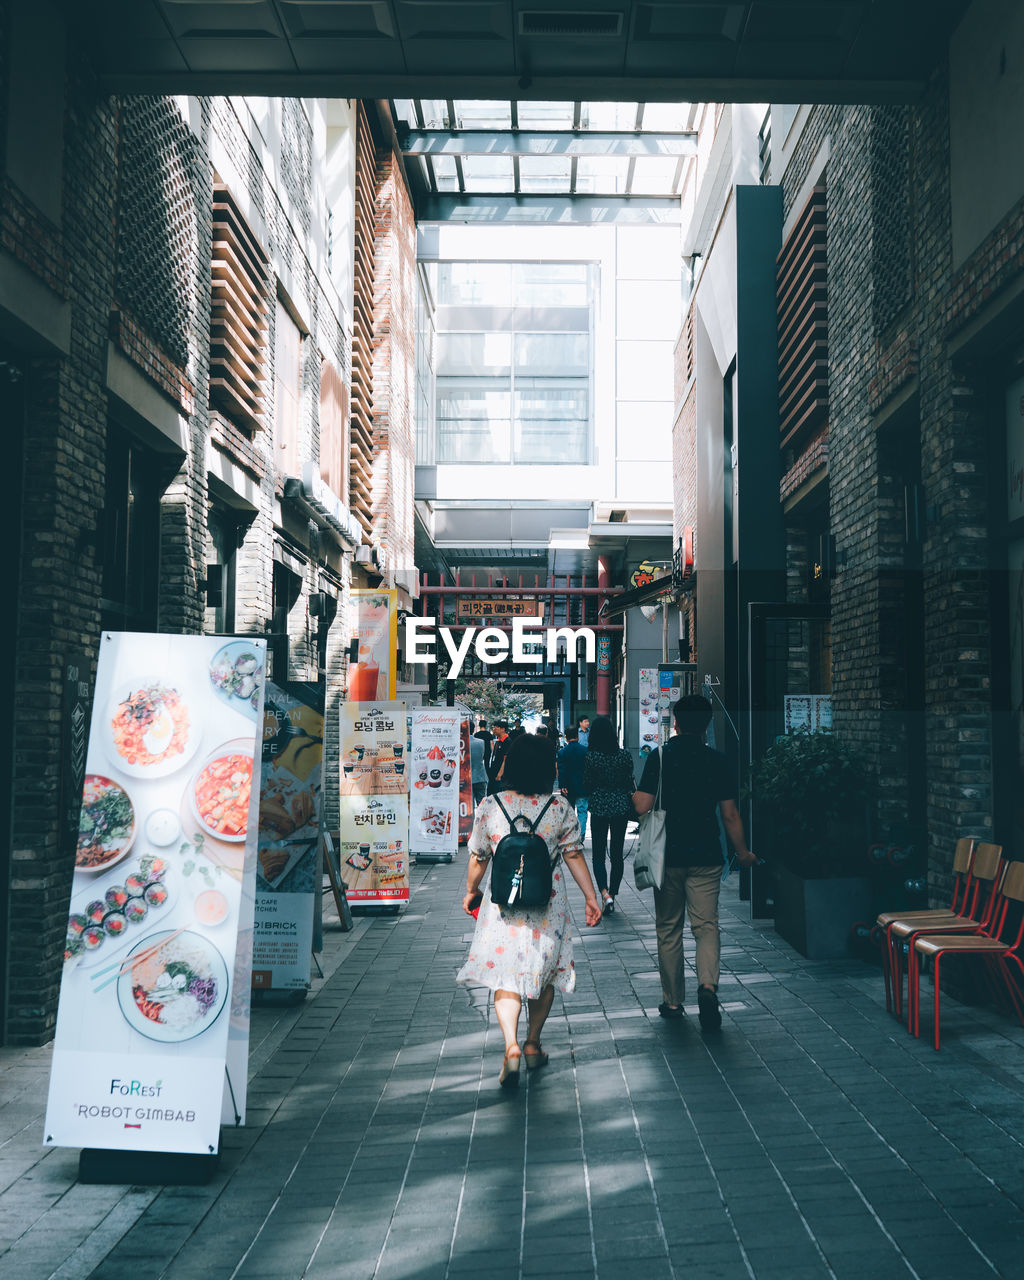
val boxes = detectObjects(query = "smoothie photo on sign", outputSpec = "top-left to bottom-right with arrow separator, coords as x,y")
348,590 -> 396,702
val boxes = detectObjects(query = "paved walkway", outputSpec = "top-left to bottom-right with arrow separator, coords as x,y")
3,853 -> 1024,1280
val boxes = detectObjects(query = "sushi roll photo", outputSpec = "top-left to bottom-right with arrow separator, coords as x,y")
105,885 -> 129,911
143,882 -> 169,909
67,913 -> 88,937
103,912 -> 128,937
124,897 -> 148,924
138,855 -> 167,881
82,925 -> 105,951
125,873 -> 147,896
86,900 -> 106,925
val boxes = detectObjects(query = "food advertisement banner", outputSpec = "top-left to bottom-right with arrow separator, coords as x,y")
253,682 -> 324,992
339,795 -> 409,902
638,667 -> 660,758
409,708 -> 461,857
458,717 -> 473,843
44,633 -> 265,1156
339,701 -> 408,797
347,589 -> 397,702
339,700 -> 409,903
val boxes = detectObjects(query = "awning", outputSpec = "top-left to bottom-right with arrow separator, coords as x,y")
598,575 -> 674,619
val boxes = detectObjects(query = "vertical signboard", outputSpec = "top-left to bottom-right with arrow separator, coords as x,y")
45,633 -> 265,1156
252,682 -> 324,992
458,717 -> 473,843
409,708 -> 461,858
348,589 -> 398,702
638,667 -> 659,759
339,701 -> 409,903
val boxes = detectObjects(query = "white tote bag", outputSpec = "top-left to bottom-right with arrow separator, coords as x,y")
634,746 -> 667,891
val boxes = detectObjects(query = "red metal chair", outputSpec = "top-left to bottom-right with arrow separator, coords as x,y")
878,840 -> 1003,1019
910,860 -> 1024,1049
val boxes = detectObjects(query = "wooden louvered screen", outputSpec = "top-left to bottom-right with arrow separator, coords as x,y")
349,104 -> 376,538
210,182 -> 269,433
320,357 -> 350,501
777,185 -> 827,450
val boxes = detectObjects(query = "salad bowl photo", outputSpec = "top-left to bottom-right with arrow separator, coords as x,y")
75,775 -> 136,874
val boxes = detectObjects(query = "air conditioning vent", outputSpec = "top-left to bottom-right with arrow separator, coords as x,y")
518,10 -> 623,37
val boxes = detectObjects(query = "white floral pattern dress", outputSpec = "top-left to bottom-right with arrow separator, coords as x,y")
456,791 -> 584,998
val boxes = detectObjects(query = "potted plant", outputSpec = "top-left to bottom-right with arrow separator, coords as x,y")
748,731 -> 874,959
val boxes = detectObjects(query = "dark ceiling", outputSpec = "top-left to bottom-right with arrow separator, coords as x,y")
67,1 -> 968,103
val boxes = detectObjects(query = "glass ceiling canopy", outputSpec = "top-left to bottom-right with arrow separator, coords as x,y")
391,99 -> 699,204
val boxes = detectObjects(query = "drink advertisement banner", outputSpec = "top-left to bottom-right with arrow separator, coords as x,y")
339,701 -> 409,797
348,589 -> 398,702
44,632 -> 266,1156
458,717 -> 473,843
409,708 -> 461,857
252,683 -> 324,992
339,794 -> 409,902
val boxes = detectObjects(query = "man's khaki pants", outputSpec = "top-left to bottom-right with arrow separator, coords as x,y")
653,865 -> 721,1005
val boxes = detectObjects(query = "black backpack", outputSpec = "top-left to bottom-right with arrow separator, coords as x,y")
490,794 -> 557,908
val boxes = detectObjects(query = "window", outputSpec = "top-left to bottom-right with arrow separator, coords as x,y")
275,298 -> 303,477
100,426 -> 162,632
319,357 -> 349,500
431,263 -> 594,465
514,379 -> 588,463
206,505 -> 241,634
436,378 -> 511,463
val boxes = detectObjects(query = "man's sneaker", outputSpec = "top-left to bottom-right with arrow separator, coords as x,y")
658,1002 -> 684,1019
697,987 -> 722,1030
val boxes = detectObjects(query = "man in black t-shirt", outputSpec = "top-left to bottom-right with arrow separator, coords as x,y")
473,719 -> 493,772
634,695 -> 756,1029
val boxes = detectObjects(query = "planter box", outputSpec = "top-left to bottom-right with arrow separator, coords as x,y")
773,866 -> 873,959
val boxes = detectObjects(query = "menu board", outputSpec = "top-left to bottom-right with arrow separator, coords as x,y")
638,667 -> 661,758
339,795 -> 409,903
339,701 -> 408,797
409,708 -> 461,858
347,589 -> 397,702
44,632 -> 265,1156
339,700 -> 409,903
252,682 -> 323,992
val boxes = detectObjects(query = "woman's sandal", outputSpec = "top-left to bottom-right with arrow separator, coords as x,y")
499,1046 -> 522,1088
523,1040 -> 549,1070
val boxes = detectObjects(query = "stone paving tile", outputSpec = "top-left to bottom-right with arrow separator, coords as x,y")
4,860 -> 1024,1278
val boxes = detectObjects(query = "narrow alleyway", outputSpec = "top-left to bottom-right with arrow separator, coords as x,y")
3,853 -> 1024,1280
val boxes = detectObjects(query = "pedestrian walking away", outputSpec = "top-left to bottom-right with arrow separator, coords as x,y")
469,727 -> 487,807
633,694 -> 757,1028
457,734 -> 602,1087
583,714 -> 635,916
556,724 -> 589,841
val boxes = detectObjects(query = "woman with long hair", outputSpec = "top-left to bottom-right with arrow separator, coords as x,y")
583,715 -> 636,915
457,735 -> 602,1087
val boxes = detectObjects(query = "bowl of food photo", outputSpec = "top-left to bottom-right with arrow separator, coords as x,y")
209,641 -> 263,719
107,680 -> 201,779
76,775 -> 136,874
191,741 -> 254,842
117,929 -> 229,1043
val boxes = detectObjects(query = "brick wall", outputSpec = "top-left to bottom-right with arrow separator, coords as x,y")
8,58 -> 117,1043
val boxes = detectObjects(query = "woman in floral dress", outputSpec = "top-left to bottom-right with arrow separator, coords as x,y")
458,735 -> 603,1087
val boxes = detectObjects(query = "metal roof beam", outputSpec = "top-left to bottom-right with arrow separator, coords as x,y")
402,130 -> 697,158
417,194 -> 681,225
